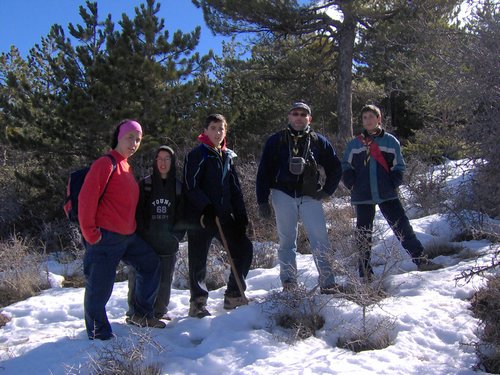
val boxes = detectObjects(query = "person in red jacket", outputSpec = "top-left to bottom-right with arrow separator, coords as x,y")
79,119 -> 165,340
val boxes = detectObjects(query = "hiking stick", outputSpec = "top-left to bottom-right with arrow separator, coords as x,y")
199,214 -> 248,301
215,216 -> 248,302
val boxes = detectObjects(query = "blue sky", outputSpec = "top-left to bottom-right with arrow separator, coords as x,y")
0,0 -> 235,57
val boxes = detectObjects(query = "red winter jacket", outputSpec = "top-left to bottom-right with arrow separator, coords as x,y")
78,150 -> 139,244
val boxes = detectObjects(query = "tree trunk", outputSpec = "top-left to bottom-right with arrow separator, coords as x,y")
336,12 -> 356,142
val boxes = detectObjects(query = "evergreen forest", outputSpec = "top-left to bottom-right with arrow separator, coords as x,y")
0,0 -> 498,239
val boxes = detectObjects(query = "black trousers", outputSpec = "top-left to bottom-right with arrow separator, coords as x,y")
187,225 -> 253,302
356,198 -> 424,277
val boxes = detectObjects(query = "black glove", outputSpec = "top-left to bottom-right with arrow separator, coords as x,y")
200,205 -> 217,230
342,169 -> 356,190
234,214 -> 249,238
314,190 -> 330,201
390,170 -> 404,188
258,202 -> 272,219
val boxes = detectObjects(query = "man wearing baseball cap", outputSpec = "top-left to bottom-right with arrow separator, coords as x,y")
256,101 -> 342,293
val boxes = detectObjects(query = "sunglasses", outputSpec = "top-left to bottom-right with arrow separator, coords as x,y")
291,112 -> 308,117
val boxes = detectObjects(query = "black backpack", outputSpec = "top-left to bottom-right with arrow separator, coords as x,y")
63,154 -> 117,225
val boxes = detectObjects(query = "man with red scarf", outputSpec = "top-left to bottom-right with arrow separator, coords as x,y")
183,114 -> 253,318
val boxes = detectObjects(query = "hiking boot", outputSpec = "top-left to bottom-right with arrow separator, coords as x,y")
223,293 -> 248,310
189,301 -> 211,318
155,314 -> 172,321
128,314 -> 166,329
415,257 -> 444,272
89,332 -> 116,341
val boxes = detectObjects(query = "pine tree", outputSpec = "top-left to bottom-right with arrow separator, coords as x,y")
0,0 -> 218,229
192,0 -> 462,142
104,0 -> 215,149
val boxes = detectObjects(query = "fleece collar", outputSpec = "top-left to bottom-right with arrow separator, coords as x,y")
197,133 -> 227,151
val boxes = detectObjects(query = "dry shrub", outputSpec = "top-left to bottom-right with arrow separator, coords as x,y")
456,245 -> 499,284
445,164 -> 500,243
325,200 -> 357,263
295,224 -> 311,255
326,243 -> 395,309
277,313 -> 325,340
39,219 -> 83,254
456,247 -> 480,261
264,284 -> 327,342
323,200 -> 395,307
424,241 -> 464,259
337,317 -> 395,353
0,234 -> 50,307
450,219 -> 499,281
470,275 -> 500,373
0,312 -> 11,328
56,249 -> 86,288
236,161 -> 277,242
472,162 -> 500,219
173,241 -> 228,291
402,158 -> 449,217
66,330 -> 164,375
453,226 -> 500,243
46,227 -> 87,287
322,237 -> 398,353
61,275 -> 86,289
251,242 -> 278,269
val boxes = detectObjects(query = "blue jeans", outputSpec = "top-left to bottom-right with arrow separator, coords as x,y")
271,189 -> 336,287
83,229 -> 160,340
127,253 -> 177,318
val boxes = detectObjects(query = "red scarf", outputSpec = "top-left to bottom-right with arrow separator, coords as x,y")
357,128 -> 390,173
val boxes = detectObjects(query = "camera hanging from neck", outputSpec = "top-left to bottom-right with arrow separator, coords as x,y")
287,125 -> 311,157
286,126 -> 312,176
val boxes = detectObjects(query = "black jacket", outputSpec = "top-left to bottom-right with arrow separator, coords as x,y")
183,143 -> 247,226
256,126 -> 342,204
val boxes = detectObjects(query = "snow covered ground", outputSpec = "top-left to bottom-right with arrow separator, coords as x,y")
1,215 -> 497,374
0,159 -> 498,374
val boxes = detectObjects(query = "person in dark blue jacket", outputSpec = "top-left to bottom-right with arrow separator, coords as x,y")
342,104 -> 442,280
183,113 -> 253,318
256,102 -> 342,293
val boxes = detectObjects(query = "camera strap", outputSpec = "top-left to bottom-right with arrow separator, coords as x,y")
287,129 -> 311,159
